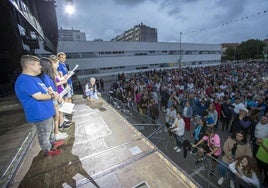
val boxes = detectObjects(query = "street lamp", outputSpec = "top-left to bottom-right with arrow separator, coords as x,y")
179,32 -> 182,65
65,0 -> 74,15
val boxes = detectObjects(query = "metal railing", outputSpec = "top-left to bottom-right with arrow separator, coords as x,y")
101,91 -> 256,188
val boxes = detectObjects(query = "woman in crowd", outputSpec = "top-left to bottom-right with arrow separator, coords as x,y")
218,130 -> 252,185
207,103 -> 218,128
182,100 -> 193,131
191,118 -> 207,154
228,155 -> 260,188
193,126 -> 222,171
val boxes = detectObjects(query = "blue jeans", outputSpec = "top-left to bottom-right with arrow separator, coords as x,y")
86,90 -> 98,99
218,161 -> 229,177
174,134 -> 183,148
33,117 -> 55,151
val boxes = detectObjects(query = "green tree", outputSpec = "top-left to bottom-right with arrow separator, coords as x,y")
223,47 -> 235,61
236,39 -> 265,60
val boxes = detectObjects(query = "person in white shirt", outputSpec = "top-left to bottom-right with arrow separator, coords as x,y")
170,112 -> 185,152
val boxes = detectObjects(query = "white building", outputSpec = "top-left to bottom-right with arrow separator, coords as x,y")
57,41 -> 221,78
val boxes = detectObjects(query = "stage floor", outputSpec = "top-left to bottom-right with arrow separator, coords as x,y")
10,95 -> 198,188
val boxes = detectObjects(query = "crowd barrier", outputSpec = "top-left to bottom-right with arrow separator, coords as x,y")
101,91 -> 256,188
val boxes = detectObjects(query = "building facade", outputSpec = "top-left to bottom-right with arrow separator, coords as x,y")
111,23 -> 157,42
54,40 -> 221,78
0,0 -> 58,84
58,28 -> 86,41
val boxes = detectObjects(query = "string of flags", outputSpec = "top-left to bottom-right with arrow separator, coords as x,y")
182,9 -> 267,35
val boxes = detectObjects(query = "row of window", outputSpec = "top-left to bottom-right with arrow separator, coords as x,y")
65,50 -> 221,59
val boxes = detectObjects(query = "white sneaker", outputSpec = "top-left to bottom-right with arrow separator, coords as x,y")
230,180 -> 235,188
217,177 -> 224,185
174,146 -> 179,150
59,132 -> 68,136
176,148 -> 181,152
55,133 -> 68,141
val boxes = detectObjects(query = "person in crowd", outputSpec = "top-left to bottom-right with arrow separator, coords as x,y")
218,130 -> 252,185
170,112 -> 185,152
230,107 -> 251,135
85,77 -> 99,101
39,57 -> 68,141
252,115 -> 268,156
160,85 -> 169,111
148,98 -> 159,124
192,126 -> 222,171
50,55 -> 72,129
100,78 -> 104,91
251,96 -> 267,121
221,97 -> 232,131
57,52 -> 73,103
182,100 -> 193,131
255,137 -> 268,186
165,104 -> 177,135
207,103 -> 218,128
138,94 -> 149,115
191,118 -> 207,154
228,155 -> 260,188
15,55 -> 63,156
195,98 -> 209,118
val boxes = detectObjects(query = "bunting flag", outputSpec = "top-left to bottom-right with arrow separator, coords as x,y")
182,9 -> 268,36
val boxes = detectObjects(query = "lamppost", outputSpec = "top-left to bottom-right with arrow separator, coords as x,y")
179,32 -> 182,65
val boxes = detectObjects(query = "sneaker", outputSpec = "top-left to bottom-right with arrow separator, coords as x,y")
230,180 -> 235,188
55,133 -> 68,141
176,148 -> 181,152
45,149 -> 62,156
218,177 -> 224,185
59,131 -> 68,136
64,120 -> 72,126
197,157 -> 204,162
174,146 -> 179,150
63,122 -> 72,129
53,140 -> 64,149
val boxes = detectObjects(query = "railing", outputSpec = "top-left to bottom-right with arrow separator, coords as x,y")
101,91 -> 256,188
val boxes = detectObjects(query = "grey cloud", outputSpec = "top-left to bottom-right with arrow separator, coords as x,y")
113,0 -> 146,6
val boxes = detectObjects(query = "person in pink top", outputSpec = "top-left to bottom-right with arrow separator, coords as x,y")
193,126 -> 222,170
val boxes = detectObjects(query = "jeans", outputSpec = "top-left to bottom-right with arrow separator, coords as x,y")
174,134 -> 183,148
34,117 -> 55,151
218,161 -> 229,177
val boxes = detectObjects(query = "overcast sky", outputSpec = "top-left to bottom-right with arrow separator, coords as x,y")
55,0 -> 268,44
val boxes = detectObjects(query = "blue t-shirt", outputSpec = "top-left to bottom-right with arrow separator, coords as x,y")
15,74 -> 55,122
58,62 -> 72,85
40,74 -> 57,92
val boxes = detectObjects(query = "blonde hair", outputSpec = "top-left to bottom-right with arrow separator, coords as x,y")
49,55 -> 59,63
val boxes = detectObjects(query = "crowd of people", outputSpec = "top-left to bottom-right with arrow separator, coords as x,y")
108,63 -> 268,187
15,52 -> 74,157
14,55 -> 268,186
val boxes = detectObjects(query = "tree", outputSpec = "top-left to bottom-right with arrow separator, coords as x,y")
223,47 -> 235,61
236,39 -> 265,60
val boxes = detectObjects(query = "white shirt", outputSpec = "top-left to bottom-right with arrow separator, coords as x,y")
254,122 -> 268,139
171,118 -> 185,136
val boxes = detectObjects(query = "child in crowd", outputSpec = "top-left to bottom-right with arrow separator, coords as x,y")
229,155 -> 260,188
